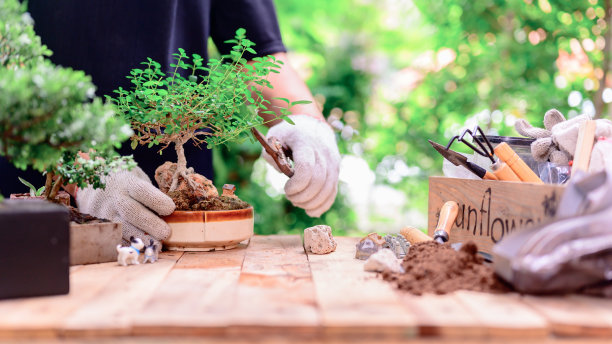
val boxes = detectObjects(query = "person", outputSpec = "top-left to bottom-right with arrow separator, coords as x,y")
0,0 -> 340,246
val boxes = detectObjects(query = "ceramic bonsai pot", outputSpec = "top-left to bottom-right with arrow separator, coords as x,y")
162,206 -> 254,251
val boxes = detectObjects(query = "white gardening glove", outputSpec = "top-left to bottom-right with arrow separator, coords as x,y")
515,109 -> 612,165
262,115 -> 341,217
515,109 -> 570,165
77,166 -> 176,249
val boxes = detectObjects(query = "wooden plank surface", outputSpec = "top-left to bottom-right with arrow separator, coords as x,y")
307,236 -> 417,338
428,176 -> 565,255
398,293 -> 485,337
521,295 -> 612,337
0,265 -> 122,339
132,245 -> 248,336
228,235 -> 319,336
60,251 -> 183,337
1,235 -> 612,342
453,291 -> 549,338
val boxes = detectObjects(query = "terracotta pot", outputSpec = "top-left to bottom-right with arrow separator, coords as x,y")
162,206 -> 254,251
9,191 -> 71,206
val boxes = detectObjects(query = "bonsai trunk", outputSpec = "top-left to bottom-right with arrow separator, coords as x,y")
168,140 -> 200,193
43,171 -> 63,202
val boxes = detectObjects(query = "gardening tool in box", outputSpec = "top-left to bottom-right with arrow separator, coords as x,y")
428,140 -> 498,181
446,126 -> 542,183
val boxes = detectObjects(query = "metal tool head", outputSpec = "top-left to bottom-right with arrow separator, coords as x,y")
446,126 -> 496,164
428,140 -> 468,166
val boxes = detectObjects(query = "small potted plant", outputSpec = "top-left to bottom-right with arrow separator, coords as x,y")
0,0 -> 135,264
110,29 -> 306,251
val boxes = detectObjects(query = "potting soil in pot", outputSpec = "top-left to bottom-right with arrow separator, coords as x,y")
382,241 -> 510,295
155,161 -> 250,211
68,206 -> 110,224
166,191 -> 249,211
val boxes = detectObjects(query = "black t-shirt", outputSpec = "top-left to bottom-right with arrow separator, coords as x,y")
0,0 -> 286,197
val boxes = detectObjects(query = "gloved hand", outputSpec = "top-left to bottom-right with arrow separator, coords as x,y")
262,115 -> 341,217
77,166 -> 176,249
515,109 -> 612,166
514,109 -> 571,165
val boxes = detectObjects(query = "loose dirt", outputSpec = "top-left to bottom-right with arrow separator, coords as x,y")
382,241 -> 511,295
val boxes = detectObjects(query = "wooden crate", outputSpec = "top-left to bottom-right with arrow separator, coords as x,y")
427,176 -> 565,255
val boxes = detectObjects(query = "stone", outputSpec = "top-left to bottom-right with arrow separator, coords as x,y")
383,234 -> 410,259
364,248 -> 404,273
154,161 -> 218,198
304,225 -> 337,254
222,184 -> 238,198
355,233 -> 386,260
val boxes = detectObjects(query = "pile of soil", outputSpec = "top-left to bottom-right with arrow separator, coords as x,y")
382,241 -> 511,295
68,206 -> 109,224
167,190 -> 249,211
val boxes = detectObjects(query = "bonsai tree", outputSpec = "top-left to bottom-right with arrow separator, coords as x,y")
109,29 -> 306,195
0,0 -> 134,202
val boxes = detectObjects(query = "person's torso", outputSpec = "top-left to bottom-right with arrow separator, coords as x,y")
27,0 -> 213,98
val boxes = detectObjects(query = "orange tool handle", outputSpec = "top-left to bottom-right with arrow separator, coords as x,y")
494,142 -> 543,184
400,226 -> 432,245
483,171 -> 498,181
491,160 -> 521,182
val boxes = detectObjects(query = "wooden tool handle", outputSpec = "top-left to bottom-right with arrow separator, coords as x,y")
571,120 -> 596,175
400,226 -> 432,245
491,160 -> 521,182
494,142 -> 543,184
436,201 -> 459,232
433,201 -> 458,243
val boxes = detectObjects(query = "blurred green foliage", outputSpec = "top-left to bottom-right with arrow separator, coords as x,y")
215,0 -> 612,235
0,0 -> 134,200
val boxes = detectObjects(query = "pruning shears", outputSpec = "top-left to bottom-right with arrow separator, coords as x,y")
251,128 -> 294,177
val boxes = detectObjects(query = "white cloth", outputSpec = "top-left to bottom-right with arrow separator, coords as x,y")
77,167 -> 176,248
262,115 -> 341,217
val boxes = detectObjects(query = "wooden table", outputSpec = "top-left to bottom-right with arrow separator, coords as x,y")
1,235 -> 611,343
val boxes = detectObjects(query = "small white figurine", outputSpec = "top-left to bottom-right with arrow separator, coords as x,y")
116,236 -> 144,266
143,239 -> 158,264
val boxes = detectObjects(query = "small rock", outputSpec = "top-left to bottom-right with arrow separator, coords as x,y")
355,233 -> 386,260
222,184 -> 237,198
364,248 -> 404,273
304,225 -> 337,254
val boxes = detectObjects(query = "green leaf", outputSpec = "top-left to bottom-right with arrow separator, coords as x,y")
283,116 -> 295,125
131,140 -> 138,150
18,177 -> 36,194
274,97 -> 291,105
290,100 -> 312,106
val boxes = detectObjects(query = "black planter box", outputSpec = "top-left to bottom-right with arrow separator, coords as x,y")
0,199 -> 70,299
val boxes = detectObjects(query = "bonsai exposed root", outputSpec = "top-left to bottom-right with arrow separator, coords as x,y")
155,161 -> 218,199
168,168 -> 204,195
